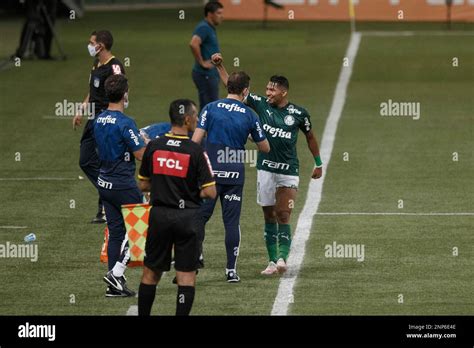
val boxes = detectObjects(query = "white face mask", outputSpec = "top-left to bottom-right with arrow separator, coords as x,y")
243,90 -> 249,104
124,92 -> 129,109
87,44 -> 98,57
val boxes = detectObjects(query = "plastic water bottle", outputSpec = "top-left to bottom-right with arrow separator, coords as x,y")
24,233 -> 36,243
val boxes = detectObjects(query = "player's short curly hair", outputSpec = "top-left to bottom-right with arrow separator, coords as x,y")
104,75 -> 128,103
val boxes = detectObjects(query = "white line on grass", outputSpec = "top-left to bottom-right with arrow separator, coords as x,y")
361,30 -> 474,37
316,212 -> 474,216
126,305 -> 138,316
125,271 -> 166,315
0,226 -> 28,229
42,116 -> 72,120
271,32 -> 362,316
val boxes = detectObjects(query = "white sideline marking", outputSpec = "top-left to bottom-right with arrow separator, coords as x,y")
316,212 -> 474,216
42,116 -> 72,120
126,305 -> 138,316
125,271 -> 167,315
0,177 -> 77,181
361,30 -> 474,37
271,33 -> 362,316
0,226 -> 28,229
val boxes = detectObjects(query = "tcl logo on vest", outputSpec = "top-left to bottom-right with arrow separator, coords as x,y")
153,150 -> 190,178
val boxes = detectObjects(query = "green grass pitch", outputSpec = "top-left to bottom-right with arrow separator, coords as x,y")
0,9 -> 472,315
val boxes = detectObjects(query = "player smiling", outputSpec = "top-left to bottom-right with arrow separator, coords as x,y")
211,53 -> 323,275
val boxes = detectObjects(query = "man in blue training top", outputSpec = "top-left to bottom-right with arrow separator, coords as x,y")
189,1 -> 224,111
93,74 -> 146,297
140,122 -> 193,144
139,122 -> 172,143
192,71 -> 270,282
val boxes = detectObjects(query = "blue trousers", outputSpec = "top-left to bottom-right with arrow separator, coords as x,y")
192,70 -> 219,111
200,184 -> 243,270
79,120 -> 103,212
98,187 -> 142,270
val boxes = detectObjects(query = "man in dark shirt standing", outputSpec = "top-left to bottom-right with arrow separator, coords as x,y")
73,30 -> 125,223
137,99 -> 217,316
189,1 -> 224,111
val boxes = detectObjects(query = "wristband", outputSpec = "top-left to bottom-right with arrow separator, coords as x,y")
314,155 -> 323,168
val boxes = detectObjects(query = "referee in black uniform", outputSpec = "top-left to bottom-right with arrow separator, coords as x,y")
137,99 -> 216,316
73,30 -> 125,223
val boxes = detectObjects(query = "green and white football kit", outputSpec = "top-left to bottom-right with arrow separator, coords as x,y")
246,93 -> 312,205
245,93 -> 313,267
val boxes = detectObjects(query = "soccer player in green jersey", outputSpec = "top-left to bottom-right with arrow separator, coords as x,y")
211,53 -> 323,275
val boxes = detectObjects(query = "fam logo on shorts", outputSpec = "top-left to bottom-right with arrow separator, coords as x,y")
284,115 -> 295,126
153,150 -> 190,178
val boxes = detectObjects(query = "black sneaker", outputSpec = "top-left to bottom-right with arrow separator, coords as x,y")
105,286 -> 134,298
91,212 -> 106,224
103,271 -> 135,296
226,270 -> 240,283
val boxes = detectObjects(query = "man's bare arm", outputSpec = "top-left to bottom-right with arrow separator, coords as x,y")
138,179 -> 151,192
133,147 -> 146,161
190,35 -> 214,69
72,93 -> 90,130
192,128 -> 207,145
200,184 -> 217,199
211,53 -> 229,87
305,130 -> 323,179
256,139 -> 270,153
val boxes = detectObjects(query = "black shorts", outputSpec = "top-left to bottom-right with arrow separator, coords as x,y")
144,206 -> 201,273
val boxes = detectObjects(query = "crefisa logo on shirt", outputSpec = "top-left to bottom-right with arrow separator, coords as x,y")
217,102 -> 246,114
96,115 -> 117,125
129,129 -> 140,146
200,110 -> 207,127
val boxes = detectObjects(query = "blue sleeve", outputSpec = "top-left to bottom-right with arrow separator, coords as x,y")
193,24 -> 209,42
249,113 -> 266,143
122,119 -> 144,152
197,105 -> 211,131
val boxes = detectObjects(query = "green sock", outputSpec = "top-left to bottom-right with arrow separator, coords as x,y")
278,224 -> 292,261
264,223 -> 278,262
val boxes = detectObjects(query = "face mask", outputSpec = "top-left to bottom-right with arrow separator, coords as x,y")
243,91 -> 249,104
124,92 -> 129,109
87,44 -> 98,57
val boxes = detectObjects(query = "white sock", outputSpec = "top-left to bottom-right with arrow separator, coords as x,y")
226,268 -> 236,275
112,261 -> 127,278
